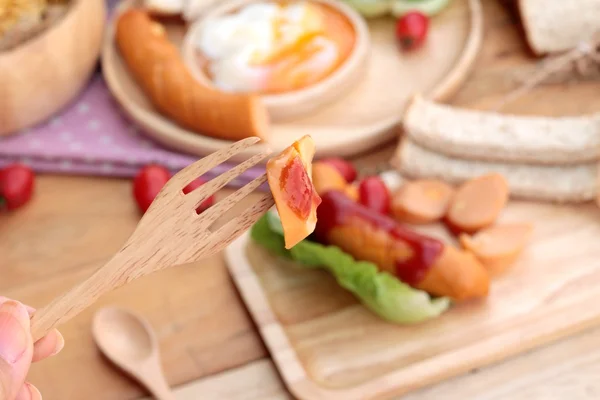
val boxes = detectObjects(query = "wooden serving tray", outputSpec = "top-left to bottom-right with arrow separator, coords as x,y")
225,199 -> 600,399
102,0 -> 482,162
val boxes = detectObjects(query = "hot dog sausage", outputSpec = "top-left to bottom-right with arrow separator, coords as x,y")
315,191 -> 490,300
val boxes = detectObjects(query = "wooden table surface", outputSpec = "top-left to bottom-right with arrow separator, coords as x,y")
4,1 -> 600,399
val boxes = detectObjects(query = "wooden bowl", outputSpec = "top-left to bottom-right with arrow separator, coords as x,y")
181,0 -> 371,121
0,0 -> 106,136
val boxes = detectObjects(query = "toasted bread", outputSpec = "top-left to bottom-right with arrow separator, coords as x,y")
403,95 -> 600,165
392,139 -> 597,203
518,0 -> 600,55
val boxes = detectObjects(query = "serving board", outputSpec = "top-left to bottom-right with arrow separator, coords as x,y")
225,198 -> 600,399
102,0 -> 482,162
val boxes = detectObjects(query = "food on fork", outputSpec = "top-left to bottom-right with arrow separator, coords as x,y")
115,9 -> 269,141
29,137 -> 277,340
267,135 -> 321,249
191,1 -> 357,94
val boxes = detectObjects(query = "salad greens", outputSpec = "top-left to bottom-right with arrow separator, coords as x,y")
342,0 -> 451,18
252,212 -> 450,324
391,0 -> 451,18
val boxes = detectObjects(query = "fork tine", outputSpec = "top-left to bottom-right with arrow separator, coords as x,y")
200,173 -> 268,226
184,150 -> 272,209
172,137 -> 262,188
210,193 -> 275,251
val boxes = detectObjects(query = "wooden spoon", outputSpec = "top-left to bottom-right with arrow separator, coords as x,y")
93,307 -> 174,400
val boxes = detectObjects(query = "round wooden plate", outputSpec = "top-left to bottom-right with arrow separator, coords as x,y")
102,0 -> 483,162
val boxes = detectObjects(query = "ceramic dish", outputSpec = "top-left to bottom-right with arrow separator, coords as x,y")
103,0 -> 483,161
181,0 -> 371,121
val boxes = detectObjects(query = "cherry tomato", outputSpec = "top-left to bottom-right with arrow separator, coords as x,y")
395,11 -> 429,51
321,158 -> 357,183
133,164 -> 171,213
358,176 -> 391,215
183,177 -> 215,214
0,164 -> 35,211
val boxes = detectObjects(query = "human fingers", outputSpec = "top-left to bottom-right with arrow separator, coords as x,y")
0,298 -> 35,316
0,301 -> 34,400
14,382 -> 42,400
32,329 -> 64,363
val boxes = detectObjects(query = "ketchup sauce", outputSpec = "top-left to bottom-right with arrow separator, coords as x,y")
315,190 -> 444,285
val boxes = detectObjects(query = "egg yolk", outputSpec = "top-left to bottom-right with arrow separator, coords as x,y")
197,1 -> 356,94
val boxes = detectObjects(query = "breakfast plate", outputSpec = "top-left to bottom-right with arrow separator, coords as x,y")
102,0 -> 483,162
225,190 -> 600,399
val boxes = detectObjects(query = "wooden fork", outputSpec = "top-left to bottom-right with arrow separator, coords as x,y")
31,137 -> 274,341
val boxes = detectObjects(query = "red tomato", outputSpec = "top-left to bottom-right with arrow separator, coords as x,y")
395,12 -> 429,51
0,164 -> 35,211
321,158 -> 357,183
358,176 -> 391,215
183,177 -> 215,214
133,164 -> 171,213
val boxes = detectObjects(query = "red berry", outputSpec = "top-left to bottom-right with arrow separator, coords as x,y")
0,163 -> 35,211
395,12 -> 429,51
321,158 -> 357,183
133,164 -> 171,213
183,177 -> 215,214
358,176 -> 391,215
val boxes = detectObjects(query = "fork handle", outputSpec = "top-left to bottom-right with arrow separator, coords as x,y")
31,254 -> 131,342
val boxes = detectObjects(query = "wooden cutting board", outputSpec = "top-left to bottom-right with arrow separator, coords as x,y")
225,199 -> 600,399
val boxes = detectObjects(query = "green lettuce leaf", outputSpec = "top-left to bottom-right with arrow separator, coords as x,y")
342,0 -> 391,18
251,214 -> 450,324
340,0 -> 451,17
391,0 -> 451,17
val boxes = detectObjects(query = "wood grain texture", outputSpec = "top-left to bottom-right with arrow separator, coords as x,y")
3,0 -> 600,398
29,138 -> 273,341
143,326 -> 600,400
1,176 -> 269,400
0,0 -> 106,136
226,198 -> 600,399
102,0 -> 482,162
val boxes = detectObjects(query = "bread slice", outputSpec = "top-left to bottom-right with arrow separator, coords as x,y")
392,139 -> 598,203
403,95 -> 600,165
518,0 -> 600,55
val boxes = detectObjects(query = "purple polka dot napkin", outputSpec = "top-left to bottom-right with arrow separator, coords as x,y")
0,0 -> 265,189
